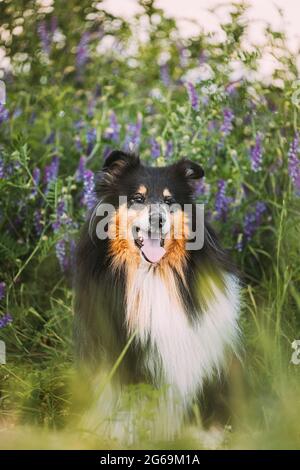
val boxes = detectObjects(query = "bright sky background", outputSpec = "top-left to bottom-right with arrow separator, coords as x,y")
103,0 -> 300,48
103,0 -> 300,79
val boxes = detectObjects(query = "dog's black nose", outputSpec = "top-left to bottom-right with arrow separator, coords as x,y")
149,210 -> 166,231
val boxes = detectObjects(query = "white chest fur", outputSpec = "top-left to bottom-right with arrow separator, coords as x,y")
125,263 -> 240,405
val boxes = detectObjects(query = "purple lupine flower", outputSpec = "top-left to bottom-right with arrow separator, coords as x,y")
288,133 -> 300,195
0,157 -> 5,178
255,201 -> 267,220
243,211 -> 256,242
74,119 -> 85,130
220,108 -> 234,136
105,111 -> 120,142
86,128 -> 96,155
165,140 -> 173,159
76,32 -> 90,69
243,201 -> 266,241
215,179 -> 231,221
178,46 -> 189,68
75,156 -> 86,182
82,169 -> 96,210
199,50 -> 208,65
30,168 -> 41,199
186,82 -> 199,111
160,63 -> 170,86
75,136 -> 83,153
37,21 -> 50,54
124,114 -> 143,151
226,81 -> 240,96
0,313 -> 12,329
44,131 -> 55,145
50,16 -> 58,34
195,178 -> 210,198
150,138 -> 160,159
0,104 -> 9,124
87,98 -> 96,118
44,156 -> 59,190
55,238 -> 68,271
250,133 -> 263,172
52,199 -> 66,232
34,209 -> 43,235
0,282 -> 5,301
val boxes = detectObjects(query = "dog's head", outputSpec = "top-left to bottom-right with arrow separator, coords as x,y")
94,150 -> 204,270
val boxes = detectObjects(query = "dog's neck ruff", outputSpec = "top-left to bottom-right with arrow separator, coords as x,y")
125,262 -> 240,403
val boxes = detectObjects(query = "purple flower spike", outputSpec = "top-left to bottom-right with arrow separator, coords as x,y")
243,201 -> 266,241
86,128 -> 96,156
34,209 -> 43,236
105,111 -> 120,142
124,114 -> 143,151
165,140 -> 173,159
44,131 -> 55,145
76,32 -> 90,69
195,178 -> 210,198
250,133 -> 263,172
0,313 -> 13,329
55,238 -> 68,271
220,108 -> 234,136
75,156 -> 86,182
37,19 -> 57,55
215,179 -> 231,221
0,281 -> 5,301
0,157 -> 5,179
44,156 -> 59,190
52,200 -> 66,232
83,169 -> 96,210
186,82 -> 199,111
150,138 -> 160,159
288,133 -> 300,195
160,63 -> 171,86
30,168 -> 41,198
0,104 -> 9,124
37,21 -> 51,54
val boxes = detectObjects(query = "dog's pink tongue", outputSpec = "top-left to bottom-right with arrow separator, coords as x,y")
141,237 -> 166,264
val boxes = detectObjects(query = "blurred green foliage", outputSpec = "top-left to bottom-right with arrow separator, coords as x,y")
0,0 -> 299,449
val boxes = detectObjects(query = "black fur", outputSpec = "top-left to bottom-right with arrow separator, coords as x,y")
74,151 -> 237,382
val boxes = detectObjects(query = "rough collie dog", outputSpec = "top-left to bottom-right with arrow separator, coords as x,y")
74,150 -> 241,443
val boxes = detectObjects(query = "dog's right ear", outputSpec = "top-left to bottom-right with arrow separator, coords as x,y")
102,150 -> 140,176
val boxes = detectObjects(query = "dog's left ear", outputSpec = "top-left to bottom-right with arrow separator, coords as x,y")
175,158 -> 204,180
103,150 -> 140,176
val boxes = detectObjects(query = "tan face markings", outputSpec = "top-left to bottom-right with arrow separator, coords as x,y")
163,188 -> 172,198
136,185 -> 147,196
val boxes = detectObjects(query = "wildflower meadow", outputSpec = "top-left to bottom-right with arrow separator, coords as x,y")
0,0 -> 300,450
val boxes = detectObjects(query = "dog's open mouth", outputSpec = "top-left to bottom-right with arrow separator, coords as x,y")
133,227 -> 166,264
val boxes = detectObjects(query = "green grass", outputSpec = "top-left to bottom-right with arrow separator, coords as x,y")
0,0 -> 300,449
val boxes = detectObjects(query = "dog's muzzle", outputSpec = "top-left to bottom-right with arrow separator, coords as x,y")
132,205 -> 169,264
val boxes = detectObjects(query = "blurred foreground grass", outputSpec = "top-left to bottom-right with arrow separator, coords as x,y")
0,0 -> 300,449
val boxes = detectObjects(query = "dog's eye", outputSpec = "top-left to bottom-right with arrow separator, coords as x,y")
131,193 -> 145,204
164,197 -> 175,206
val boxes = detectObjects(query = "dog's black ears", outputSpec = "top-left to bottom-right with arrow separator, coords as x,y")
102,150 -> 140,175
175,158 -> 204,180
